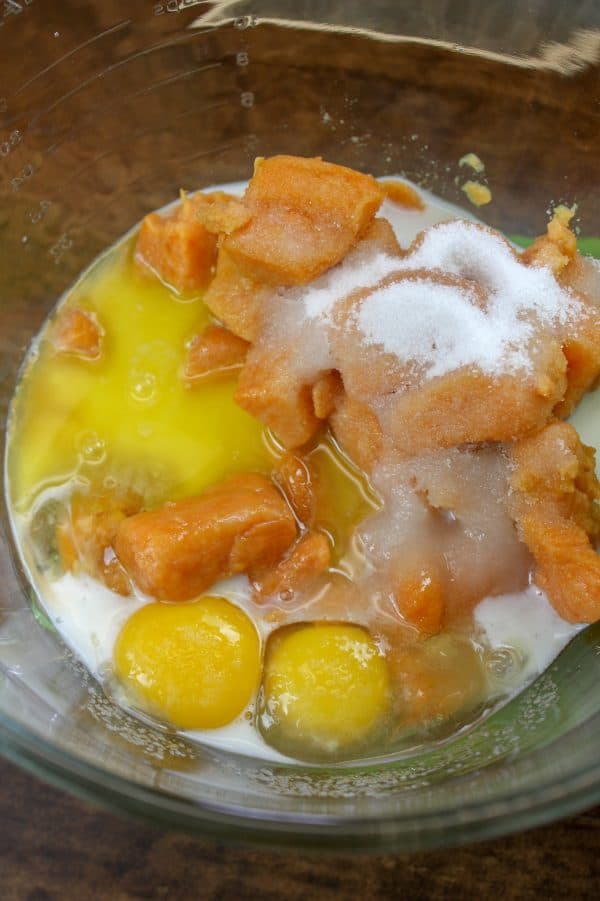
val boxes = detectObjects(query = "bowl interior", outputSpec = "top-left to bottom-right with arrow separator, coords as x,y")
1,0 -> 599,851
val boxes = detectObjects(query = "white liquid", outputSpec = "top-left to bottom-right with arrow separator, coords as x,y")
6,177 -> 589,763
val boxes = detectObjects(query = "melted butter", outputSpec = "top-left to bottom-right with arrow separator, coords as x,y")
7,234 -> 371,562
10,239 -> 268,512
309,440 -> 380,561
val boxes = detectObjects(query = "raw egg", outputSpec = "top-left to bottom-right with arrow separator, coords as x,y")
259,622 -> 390,758
114,595 -> 260,729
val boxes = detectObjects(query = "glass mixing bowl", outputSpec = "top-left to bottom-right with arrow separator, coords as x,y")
1,1 -> 599,852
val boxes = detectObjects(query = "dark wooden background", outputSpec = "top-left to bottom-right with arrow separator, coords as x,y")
1,758 -> 599,900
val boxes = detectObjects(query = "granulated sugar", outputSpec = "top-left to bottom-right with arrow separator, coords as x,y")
357,275 -> 533,378
393,220 -> 574,325
356,221 -> 577,379
303,251 -> 400,322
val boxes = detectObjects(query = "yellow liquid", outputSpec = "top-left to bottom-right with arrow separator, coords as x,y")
7,235 -> 373,557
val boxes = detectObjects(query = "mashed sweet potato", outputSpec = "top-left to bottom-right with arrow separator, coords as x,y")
121,155 -> 600,634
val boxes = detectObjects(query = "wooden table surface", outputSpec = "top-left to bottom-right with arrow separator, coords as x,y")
1,757 -> 599,900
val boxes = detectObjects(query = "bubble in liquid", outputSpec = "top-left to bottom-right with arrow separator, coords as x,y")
485,646 -> 522,678
137,422 -> 154,439
129,371 -> 157,404
76,430 -> 106,465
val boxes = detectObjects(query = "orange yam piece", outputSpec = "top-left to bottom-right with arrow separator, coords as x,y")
59,491 -> 141,595
510,422 -> 600,623
235,347 -> 322,449
312,370 -> 343,420
392,567 -> 445,636
553,254 -> 600,416
183,324 -> 249,382
384,344 -> 568,457
223,155 -> 384,285
253,532 -> 331,602
115,473 -> 297,602
555,323 -> 600,418
203,247 -> 272,342
274,453 -> 316,526
382,179 -> 425,210
330,395 -> 383,472
135,206 -> 217,294
521,209 -> 600,416
182,190 -> 251,236
510,422 -> 600,535
50,308 -> 103,360
516,516 -> 600,623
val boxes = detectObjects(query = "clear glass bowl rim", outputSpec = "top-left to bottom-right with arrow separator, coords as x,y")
3,698 -> 600,851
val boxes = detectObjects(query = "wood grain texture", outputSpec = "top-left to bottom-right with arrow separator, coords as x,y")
1,758 -> 599,901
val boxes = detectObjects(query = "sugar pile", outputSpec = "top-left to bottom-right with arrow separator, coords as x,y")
356,276 -> 533,379
303,251 -> 400,322
300,220 -> 577,381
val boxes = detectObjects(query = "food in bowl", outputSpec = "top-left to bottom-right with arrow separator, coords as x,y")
6,155 -> 600,763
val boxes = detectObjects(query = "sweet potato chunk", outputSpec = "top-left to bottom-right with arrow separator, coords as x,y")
58,490 -> 141,595
510,422 -> 600,534
522,206 -> 577,277
510,422 -> 600,623
520,208 -> 600,414
182,190 -> 251,236
516,517 -> 600,623
274,453 -> 316,526
203,247 -> 272,342
382,179 -> 424,210
552,279 -> 600,419
555,321 -> 600,417
183,324 -> 249,382
253,532 -> 331,603
392,565 -> 445,636
383,343 -> 568,457
115,473 -> 297,601
223,155 -> 384,285
312,370 -> 343,420
135,199 -> 218,293
330,395 -> 383,472
50,308 -> 103,360
232,216 -> 402,443
236,347 -> 322,449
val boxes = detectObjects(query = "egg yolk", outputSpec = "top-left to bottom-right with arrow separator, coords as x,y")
259,622 -> 390,757
113,596 -> 260,729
